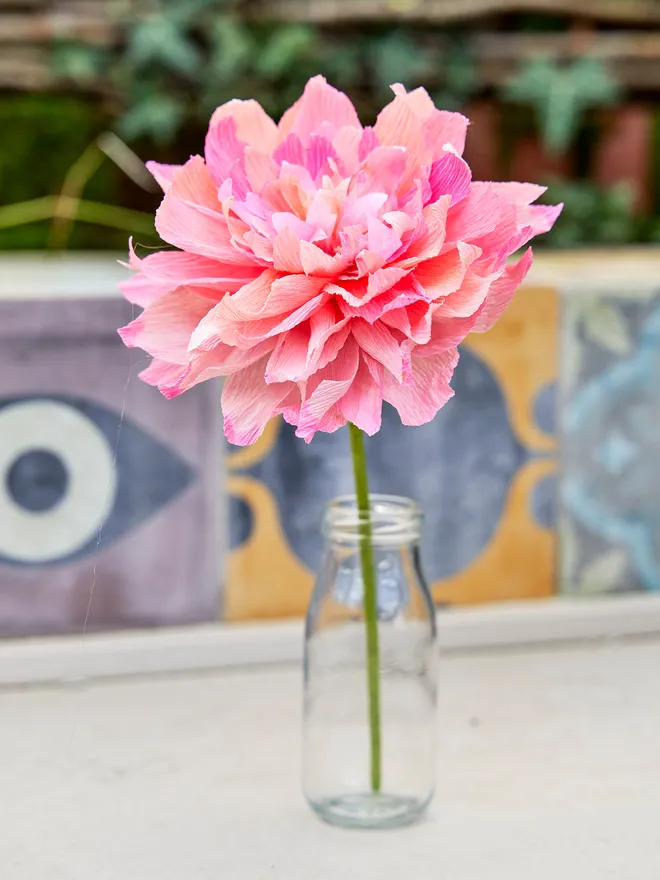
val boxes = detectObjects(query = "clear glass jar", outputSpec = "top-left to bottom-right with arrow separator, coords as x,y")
303,494 -> 437,829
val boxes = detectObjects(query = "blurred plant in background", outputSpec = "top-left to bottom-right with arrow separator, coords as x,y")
2,2 -> 659,249
502,56 -> 621,156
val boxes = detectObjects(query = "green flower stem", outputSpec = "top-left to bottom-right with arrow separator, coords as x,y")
348,422 -> 382,794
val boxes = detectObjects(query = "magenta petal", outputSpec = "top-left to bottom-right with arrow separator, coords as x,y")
204,116 -> 246,185
427,152 -> 472,205
274,133 -> 305,167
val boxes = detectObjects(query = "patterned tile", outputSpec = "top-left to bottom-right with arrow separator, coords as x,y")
0,298 -> 221,636
560,286 -> 660,595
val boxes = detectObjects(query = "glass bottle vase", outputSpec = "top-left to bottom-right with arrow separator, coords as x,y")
303,494 -> 437,829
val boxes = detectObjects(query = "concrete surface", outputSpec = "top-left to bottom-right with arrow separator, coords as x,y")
2,638 -> 659,879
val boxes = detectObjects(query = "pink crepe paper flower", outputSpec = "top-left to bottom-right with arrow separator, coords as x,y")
119,76 -> 561,445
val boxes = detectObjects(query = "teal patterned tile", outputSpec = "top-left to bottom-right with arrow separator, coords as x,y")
560,287 -> 660,594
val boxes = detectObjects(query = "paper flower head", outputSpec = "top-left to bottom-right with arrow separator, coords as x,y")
119,76 -> 561,445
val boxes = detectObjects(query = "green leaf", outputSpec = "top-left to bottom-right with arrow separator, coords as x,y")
503,56 -> 621,155
167,0 -> 224,27
208,17 -> 254,84
319,41 -> 363,90
52,43 -> 107,84
436,42 -> 479,110
128,15 -> 201,77
370,30 -> 431,94
116,94 -> 186,144
582,301 -> 632,355
256,25 -> 316,80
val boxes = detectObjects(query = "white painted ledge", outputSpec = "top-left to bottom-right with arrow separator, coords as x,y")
1,594 -> 659,686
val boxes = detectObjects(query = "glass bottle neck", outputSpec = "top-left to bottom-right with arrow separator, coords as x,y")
323,494 -> 422,549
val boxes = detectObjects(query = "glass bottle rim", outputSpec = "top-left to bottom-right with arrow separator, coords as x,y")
323,494 -> 422,545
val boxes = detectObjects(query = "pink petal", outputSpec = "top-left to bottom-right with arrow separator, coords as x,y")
145,161 -> 181,192
366,266 -> 410,299
487,182 -> 547,206
413,242 -> 482,299
264,323 -> 310,383
380,300 -> 432,345
519,202 -> 564,236
344,278 -> 428,324
305,191 -> 337,238
119,273 -> 164,308
139,358 -> 186,387
382,210 -> 417,239
307,321 -> 351,375
360,146 -> 407,196
435,270 -> 493,318
472,248 -> 534,333
295,337 -> 360,442
272,227 -> 304,273
358,126 -> 379,161
423,109 -> 469,158
417,314 -> 479,357
367,216 -> 402,261
222,356 -> 290,446
279,75 -> 361,146
395,197 -> 451,268
332,125 -> 363,173
306,135 -> 341,180
355,250 -> 386,276
383,349 -> 459,426
300,241 -> 351,276
204,117 -> 249,196
339,354 -> 383,436
244,147 -> 278,193
125,241 -> 260,297
209,98 -> 278,153
118,287 -> 212,363
272,211 -> 322,242
341,192 -> 388,227
444,184 -> 508,244
191,272 -> 326,350
167,155 -> 219,211
374,88 -> 421,151
352,318 -> 410,383
155,195 -> 254,265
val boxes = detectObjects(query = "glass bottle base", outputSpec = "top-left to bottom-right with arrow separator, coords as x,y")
309,791 -> 430,829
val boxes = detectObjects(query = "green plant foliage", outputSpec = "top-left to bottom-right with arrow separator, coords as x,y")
541,179 -> 637,248
503,57 -> 621,155
117,91 -> 187,144
0,94 -> 142,250
370,30 -> 434,97
433,42 -> 480,112
51,9 -> 481,147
